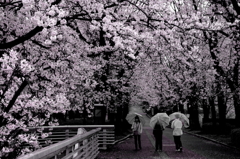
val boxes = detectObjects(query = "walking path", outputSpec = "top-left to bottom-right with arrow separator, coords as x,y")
97,106 -> 240,159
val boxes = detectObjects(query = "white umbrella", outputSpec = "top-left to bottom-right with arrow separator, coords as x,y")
169,112 -> 189,128
150,113 -> 170,129
126,112 -> 145,125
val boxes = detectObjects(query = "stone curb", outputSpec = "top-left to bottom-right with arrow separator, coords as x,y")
113,134 -> 133,145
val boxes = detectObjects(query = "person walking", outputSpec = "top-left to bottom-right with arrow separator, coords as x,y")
171,113 -> 183,152
153,120 -> 164,152
131,116 -> 143,150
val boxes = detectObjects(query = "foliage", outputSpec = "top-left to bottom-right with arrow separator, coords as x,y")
0,0 -> 239,158
202,122 -> 236,134
0,0 -> 100,158
231,128 -> 240,147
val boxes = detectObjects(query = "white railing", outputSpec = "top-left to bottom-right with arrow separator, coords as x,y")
25,125 -> 115,150
17,128 -> 101,159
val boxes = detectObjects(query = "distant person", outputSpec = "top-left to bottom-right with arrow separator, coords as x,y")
131,116 -> 143,150
153,121 -> 164,152
171,114 -> 183,152
142,106 -> 146,113
154,105 -> 162,115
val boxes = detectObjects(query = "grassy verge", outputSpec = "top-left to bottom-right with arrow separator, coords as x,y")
184,129 -> 240,149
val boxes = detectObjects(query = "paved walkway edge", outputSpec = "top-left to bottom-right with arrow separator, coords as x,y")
184,131 -> 240,151
113,134 -> 133,145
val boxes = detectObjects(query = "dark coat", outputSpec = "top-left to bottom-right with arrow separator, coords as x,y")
153,123 -> 164,136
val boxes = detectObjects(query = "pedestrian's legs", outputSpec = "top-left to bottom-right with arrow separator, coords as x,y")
138,135 -> 142,149
179,136 -> 182,152
159,132 -> 162,151
155,135 -> 159,151
173,136 -> 179,150
177,136 -> 181,150
134,135 -> 138,150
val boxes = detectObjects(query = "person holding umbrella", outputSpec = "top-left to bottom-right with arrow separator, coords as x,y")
171,113 -> 183,152
169,112 -> 189,128
131,116 -> 143,150
153,120 -> 164,152
150,113 -> 170,152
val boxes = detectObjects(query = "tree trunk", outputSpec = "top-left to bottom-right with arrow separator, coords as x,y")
202,98 -> 210,122
217,88 -> 226,127
83,100 -> 87,124
233,93 -> 240,127
121,103 -> 130,132
209,97 -> 217,126
116,106 -> 123,135
179,102 -> 184,113
189,97 -> 200,129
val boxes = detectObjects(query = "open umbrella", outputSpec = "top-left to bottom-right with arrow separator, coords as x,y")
126,112 -> 145,125
169,112 -> 189,128
150,113 -> 170,129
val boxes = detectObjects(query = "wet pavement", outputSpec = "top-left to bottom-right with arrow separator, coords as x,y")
97,106 -> 240,159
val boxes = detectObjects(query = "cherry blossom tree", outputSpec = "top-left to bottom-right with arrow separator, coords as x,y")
0,0 -> 104,158
0,0 -> 150,157
0,0 -> 239,158
126,0 -> 239,128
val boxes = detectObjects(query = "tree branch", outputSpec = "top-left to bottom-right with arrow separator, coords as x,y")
0,26 -> 43,50
4,79 -> 28,113
31,40 -> 51,49
51,0 -> 62,5
231,0 -> 240,15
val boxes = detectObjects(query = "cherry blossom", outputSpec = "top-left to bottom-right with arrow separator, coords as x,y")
0,0 -> 239,158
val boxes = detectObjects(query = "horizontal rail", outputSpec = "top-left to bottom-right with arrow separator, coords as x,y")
17,128 -> 101,159
25,125 -> 115,150
27,125 -> 114,129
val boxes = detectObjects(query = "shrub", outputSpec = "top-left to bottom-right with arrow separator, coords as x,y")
59,118 -> 94,125
224,123 -> 236,134
201,122 -> 236,134
201,122 -> 218,134
231,128 -> 240,147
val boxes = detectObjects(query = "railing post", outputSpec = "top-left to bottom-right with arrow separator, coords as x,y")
65,129 -> 69,139
65,129 -> 69,154
102,129 -> 107,150
73,128 -> 87,158
83,137 -> 88,158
